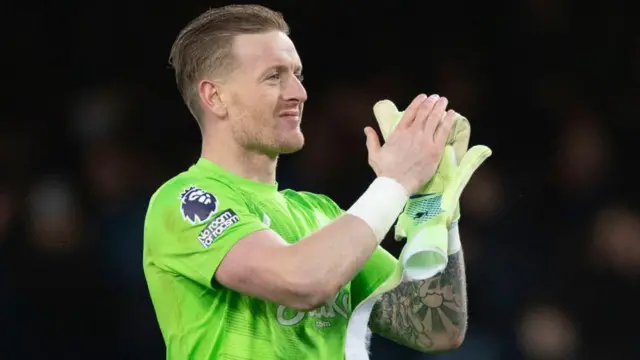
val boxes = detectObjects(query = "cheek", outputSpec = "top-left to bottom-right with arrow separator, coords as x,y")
230,87 -> 281,134
255,96 -> 280,127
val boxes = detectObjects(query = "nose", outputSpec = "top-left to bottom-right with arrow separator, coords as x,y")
282,76 -> 307,103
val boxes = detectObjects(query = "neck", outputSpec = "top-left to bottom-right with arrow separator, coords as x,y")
201,131 -> 278,184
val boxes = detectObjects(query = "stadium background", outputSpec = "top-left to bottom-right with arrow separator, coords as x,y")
1,0 -> 639,359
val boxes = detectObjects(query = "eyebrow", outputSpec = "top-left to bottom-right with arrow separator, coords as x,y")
264,63 -> 303,75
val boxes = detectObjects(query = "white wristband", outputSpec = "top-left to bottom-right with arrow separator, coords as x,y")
448,221 -> 462,254
346,177 -> 409,243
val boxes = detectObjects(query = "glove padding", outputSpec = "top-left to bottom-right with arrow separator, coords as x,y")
373,99 -> 470,163
372,99 -> 491,240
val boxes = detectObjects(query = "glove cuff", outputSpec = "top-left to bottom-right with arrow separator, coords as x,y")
448,221 -> 461,254
401,224 -> 448,280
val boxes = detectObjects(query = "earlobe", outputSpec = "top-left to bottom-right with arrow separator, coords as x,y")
198,79 -> 227,118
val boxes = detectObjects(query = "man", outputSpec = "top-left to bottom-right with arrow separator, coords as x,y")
143,5 -> 467,359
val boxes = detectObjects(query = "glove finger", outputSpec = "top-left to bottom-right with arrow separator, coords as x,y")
437,146 -> 457,179
458,145 -> 492,174
373,100 -> 401,140
441,145 -> 492,213
424,146 -> 457,196
446,145 -> 458,168
446,115 -> 470,164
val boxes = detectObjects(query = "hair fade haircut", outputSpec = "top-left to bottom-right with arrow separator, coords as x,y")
169,5 -> 290,120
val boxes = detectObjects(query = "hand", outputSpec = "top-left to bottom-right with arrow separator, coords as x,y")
372,98 -> 473,223
364,94 -> 455,194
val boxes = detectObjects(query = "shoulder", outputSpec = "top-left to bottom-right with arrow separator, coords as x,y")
146,170 -> 248,228
279,189 -> 343,217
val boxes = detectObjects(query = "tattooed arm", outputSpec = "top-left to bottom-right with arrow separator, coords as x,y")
369,251 -> 468,352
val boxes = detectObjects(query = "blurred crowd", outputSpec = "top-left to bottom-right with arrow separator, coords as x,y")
1,0 -> 639,359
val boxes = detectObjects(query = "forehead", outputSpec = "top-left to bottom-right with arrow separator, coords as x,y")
231,31 -> 301,72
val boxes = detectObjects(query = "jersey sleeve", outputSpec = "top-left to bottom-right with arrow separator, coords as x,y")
350,246 -> 398,308
144,178 -> 269,288
297,191 -> 399,307
298,192 -> 344,219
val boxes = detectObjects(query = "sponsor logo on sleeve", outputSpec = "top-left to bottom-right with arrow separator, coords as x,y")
198,209 -> 240,248
179,185 -> 218,225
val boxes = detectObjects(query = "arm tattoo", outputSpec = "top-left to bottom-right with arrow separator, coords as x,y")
369,252 -> 468,352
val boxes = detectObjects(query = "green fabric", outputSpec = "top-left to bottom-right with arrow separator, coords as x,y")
143,158 -> 397,359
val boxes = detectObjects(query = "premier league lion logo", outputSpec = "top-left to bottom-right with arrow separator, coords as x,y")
179,186 -> 218,225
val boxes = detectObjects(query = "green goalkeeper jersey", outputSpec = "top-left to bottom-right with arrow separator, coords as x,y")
143,158 -> 397,360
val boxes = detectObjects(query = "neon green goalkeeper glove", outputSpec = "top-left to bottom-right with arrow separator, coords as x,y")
345,100 -> 492,354
373,99 -> 491,276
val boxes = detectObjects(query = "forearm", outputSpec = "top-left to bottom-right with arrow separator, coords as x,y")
287,214 -> 380,297
286,177 -> 408,304
369,250 -> 468,352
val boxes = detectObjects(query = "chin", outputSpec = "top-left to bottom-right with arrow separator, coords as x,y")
277,132 -> 305,154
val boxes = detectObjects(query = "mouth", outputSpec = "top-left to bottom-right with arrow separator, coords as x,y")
279,111 -> 300,123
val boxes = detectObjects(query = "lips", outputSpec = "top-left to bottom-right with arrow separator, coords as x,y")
279,110 -> 300,117
279,110 -> 300,123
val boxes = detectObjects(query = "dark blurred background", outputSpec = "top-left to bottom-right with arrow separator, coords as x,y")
1,0 -> 639,359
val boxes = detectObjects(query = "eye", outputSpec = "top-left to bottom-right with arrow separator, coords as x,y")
268,73 -> 281,80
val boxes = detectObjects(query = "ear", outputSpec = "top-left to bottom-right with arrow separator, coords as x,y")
198,79 -> 227,118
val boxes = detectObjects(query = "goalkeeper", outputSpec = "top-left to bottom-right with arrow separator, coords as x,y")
144,4 -> 490,360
